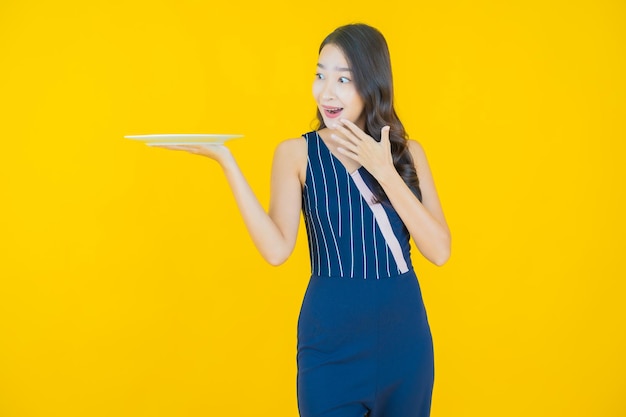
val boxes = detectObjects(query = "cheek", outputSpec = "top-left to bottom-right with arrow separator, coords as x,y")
345,90 -> 364,111
312,82 -> 322,100
340,85 -> 358,102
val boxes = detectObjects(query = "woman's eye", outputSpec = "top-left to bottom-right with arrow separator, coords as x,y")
339,77 -> 351,83
315,73 -> 324,80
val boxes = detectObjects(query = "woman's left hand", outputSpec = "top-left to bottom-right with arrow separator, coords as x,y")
331,119 -> 395,181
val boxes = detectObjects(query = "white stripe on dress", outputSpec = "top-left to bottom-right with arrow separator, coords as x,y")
373,214 -> 379,279
386,242 -> 391,277
304,166 -> 321,275
347,171 -> 354,278
328,149 -> 342,237
360,194 -> 366,278
350,170 -> 410,274
307,156 -> 331,275
316,138 -> 344,276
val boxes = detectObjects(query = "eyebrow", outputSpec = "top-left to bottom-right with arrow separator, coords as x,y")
317,63 -> 352,72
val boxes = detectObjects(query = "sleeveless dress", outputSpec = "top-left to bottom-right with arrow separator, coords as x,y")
297,131 -> 434,417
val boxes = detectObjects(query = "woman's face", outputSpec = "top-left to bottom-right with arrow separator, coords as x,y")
313,43 -> 365,129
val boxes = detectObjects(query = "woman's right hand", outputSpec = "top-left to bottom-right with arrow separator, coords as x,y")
152,144 -> 233,166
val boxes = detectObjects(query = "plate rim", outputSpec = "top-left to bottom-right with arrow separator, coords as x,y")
125,134 -> 243,139
125,134 -> 244,145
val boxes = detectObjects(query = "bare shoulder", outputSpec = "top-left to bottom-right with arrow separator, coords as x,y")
406,139 -> 429,169
406,138 -> 425,154
275,136 -> 307,155
273,137 -> 308,183
274,137 -> 307,164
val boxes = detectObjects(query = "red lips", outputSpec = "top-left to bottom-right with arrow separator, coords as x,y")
322,106 -> 343,119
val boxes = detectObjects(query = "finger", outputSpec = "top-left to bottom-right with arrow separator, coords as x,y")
338,118 -> 368,139
381,125 -> 391,146
152,144 -> 202,154
336,145 -> 360,162
334,119 -> 365,142
331,123 -> 359,143
330,132 -> 360,154
332,123 -> 366,146
151,145 -> 188,151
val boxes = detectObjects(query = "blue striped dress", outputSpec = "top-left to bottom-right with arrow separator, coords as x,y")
297,131 -> 434,417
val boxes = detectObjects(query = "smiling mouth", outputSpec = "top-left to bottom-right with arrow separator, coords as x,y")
323,106 -> 343,117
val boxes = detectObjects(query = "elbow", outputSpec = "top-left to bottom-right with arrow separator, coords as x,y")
263,246 -> 292,267
431,234 -> 451,267
266,255 -> 288,267
431,249 -> 450,267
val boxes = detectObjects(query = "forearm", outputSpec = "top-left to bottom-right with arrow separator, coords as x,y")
219,155 -> 294,265
378,171 -> 451,266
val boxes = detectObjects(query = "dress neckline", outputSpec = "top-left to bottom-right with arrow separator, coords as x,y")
315,131 -> 363,176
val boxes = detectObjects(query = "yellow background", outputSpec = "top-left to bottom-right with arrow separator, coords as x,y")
1,0 -> 625,416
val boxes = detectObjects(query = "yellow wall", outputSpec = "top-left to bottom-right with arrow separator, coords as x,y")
1,0 -> 625,416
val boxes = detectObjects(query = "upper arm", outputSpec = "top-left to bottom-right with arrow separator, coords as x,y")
268,137 -> 307,248
408,140 -> 450,236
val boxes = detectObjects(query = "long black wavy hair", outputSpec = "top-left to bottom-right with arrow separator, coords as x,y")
316,23 -> 422,202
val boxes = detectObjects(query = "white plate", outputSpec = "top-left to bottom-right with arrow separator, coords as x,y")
125,134 -> 243,146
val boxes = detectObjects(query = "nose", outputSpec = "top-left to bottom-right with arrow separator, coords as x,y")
321,79 -> 335,101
